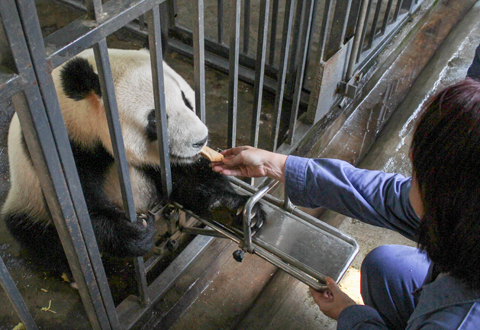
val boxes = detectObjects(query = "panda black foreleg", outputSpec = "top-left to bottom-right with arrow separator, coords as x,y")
169,158 -> 266,231
4,213 -> 72,276
87,206 -> 156,258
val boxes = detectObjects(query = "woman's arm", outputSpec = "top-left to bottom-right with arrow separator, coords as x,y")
285,156 -> 420,241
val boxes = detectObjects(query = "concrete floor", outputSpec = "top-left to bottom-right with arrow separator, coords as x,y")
1,0 -> 480,329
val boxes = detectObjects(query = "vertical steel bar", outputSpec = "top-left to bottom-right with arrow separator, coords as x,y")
381,0 -> 395,34
84,0 -> 104,20
218,0 -> 223,44
268,0 -> 280,66
367,0 -> 384,49
347,0 -> 370,79
271,0 -> 295,151
325,0 -> 353,60
167,0 -> 177,28
13,87 -> 111,330
243,0 -> 251,54
2,1 -> 117,328
93,39 -> 149,304
393,0 -> 405,21
285,0 -> 307,97
145,6 -> 174,306
345,0 -> 362,40
250,0 -> 270,148
93,40 -> 137,223
301,0 -> 319,93
318,0 -> 334,62
11,0 -> 121,326
227,0 -> 241,148
193,0 -> 207,123
148,6 -> 172,199
286,0 -> 314,144
0,256 -> 38,330
358,0 -> 374,57
405,0 -> 415,13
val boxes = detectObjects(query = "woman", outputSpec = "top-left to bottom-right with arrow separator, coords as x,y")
210,78 -> 480,329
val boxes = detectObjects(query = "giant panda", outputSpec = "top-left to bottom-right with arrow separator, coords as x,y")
1,48 -> 265,275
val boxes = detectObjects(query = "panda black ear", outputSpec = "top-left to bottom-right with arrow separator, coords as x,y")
60,57 -> 102,101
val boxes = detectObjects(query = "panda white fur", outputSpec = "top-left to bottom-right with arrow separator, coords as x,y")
2,48 -> 264,274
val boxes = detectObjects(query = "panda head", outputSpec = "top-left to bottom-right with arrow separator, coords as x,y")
55,48 -> 208,166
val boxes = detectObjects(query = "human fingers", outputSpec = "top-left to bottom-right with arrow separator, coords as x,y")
325,277 -> 342,294
310,287 -> 333,303
210,165 -> 244,177
221,146 -> 253,158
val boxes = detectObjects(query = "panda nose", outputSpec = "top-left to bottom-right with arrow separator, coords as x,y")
192,136 -> 208,149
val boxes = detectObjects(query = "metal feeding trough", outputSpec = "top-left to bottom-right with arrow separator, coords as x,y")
178,176 -> 359,291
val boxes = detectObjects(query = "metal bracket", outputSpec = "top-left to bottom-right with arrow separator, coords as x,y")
337,80 -> 359,99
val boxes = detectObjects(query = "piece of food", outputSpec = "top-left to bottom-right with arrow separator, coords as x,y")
200,146 -> 224,162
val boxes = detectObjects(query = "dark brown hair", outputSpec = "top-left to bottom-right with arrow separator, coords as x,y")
411,78 -> 480,289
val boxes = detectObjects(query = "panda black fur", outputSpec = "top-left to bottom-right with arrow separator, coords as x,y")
2,48 -> 265,274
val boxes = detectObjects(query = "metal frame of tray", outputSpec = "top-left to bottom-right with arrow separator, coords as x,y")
180,177 -> 359,291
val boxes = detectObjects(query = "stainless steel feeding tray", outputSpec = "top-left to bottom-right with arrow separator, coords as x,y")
180,177 -> 359,291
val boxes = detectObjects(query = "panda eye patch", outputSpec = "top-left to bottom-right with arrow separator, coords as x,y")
146,109 -> 157,142
181,91 -> 194,111
146,109 -> 170,142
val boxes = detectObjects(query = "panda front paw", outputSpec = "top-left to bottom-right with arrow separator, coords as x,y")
120,212 -> 156,256
232,201 -> 266,235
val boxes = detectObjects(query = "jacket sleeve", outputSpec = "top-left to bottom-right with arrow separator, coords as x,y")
467,43 -> 480,80
284,156 -> 420,241
337,305 -> 389,329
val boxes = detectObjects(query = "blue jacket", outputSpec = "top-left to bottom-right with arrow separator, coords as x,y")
467,43 -> 480,80
284,156 -> 480,329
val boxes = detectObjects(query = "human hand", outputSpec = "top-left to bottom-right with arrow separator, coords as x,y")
210,146 -> 288,182
310,277 -> 356,320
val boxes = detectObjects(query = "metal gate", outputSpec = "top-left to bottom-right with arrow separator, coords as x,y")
1,0 -> 426,329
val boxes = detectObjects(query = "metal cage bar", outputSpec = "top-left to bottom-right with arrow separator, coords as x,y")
227,0 -> 241,148
193,0 -> 207,123
268,0 -> 280,66
243,0 -> 251,54
148,7 -> 172,199
381,0 -> 396,35
286,0 -> 315,144
325,0 -> 353,62
0,256 -> 38,330
250,0 -> 270,148
271,0 -> 295,151
1,0 -> 122,328
366,0 -> 385,49
217,0 -> 223,44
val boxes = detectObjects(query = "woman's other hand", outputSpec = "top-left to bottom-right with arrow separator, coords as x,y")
310,277 -> 357,320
